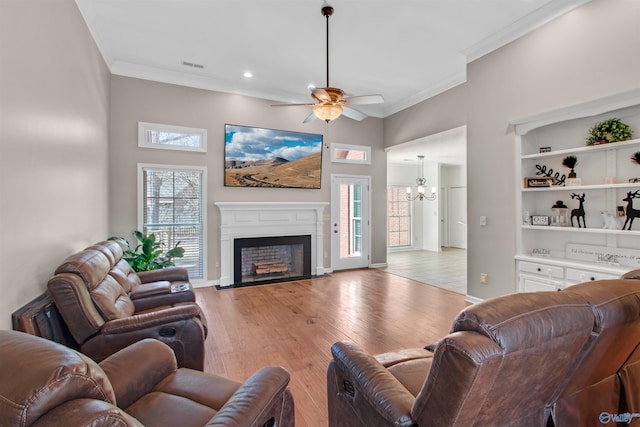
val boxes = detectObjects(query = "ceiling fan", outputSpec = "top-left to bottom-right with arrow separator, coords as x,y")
272,3 -> 384,123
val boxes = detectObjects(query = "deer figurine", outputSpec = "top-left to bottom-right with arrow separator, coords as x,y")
571,193 -> 586,228
622,190 -> 640,230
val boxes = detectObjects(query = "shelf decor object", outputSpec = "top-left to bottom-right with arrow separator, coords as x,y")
570,193 -> 586,228
562,155 -> 578,178
622,190 -> 640,230
535,164 -> 566,186
551,200 -> 569,227
586,118 -> 633,145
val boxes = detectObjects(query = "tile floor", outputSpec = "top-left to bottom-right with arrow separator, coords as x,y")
382,248 -> 467,294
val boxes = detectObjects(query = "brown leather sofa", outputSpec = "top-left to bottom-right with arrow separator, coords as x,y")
88,240 -> 197,312
0,330 -> 294,426
327,279 -> 640,426
47,244 -> 208,370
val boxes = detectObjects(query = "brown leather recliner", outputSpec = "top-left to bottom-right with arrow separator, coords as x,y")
0,330 -> 294,427
552,278 -> 640,425
47,246 -> 207,370
327,279 -> 640,426
87,240 -> 196,312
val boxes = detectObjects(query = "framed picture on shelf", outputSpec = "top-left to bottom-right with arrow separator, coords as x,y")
524,178 -> 552,188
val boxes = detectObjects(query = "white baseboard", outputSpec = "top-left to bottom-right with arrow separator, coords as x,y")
192,279 -> 219,289
370,263 -> 388,268
464,294 -> 483,304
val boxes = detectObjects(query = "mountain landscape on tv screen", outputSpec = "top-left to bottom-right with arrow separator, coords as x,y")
224,152 -> 321,188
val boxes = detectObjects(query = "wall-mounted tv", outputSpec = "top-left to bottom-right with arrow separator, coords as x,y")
224,124 -> 323,189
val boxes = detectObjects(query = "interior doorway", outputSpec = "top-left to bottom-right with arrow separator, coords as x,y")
384,126 -> 467,294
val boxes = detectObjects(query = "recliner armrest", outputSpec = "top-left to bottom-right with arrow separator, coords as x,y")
100,304 -> 202,335
100,339 -> 177,409
330,341 -> 415,426
33,398 -> 143,426
137,267 -> 189,284
206,366 -> 291,426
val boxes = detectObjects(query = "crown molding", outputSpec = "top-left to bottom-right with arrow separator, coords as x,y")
463,0 -> 592,63
382,71 -> 467,118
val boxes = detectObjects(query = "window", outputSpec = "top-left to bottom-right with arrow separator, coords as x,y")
138,122 -> 207,152
331,143 -> 371,164
139,164 -> 207,280
387,186 -> 411,247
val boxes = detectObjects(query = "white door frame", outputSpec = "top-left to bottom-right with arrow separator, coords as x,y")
330,174 -> 371,271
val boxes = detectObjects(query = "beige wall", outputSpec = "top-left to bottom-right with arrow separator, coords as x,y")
0,0 -> 110,329
109,76 -> 386,281
385,0 -> 640,300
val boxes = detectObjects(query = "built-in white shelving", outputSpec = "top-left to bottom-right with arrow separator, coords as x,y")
512,91 -> 640,293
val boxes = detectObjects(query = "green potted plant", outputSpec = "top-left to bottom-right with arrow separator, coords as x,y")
586,118 -> 633,145
109,231 -> 184,272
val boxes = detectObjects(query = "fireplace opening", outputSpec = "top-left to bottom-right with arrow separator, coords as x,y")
233,235 -> 312,286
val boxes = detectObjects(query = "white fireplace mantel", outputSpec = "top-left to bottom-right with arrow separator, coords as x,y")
215,202 -> 329,286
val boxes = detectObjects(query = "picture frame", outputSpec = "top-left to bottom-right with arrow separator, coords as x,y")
524,177 -> 553,188
224,124 -> 323,189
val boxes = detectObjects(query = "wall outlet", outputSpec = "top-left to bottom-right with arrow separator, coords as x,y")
480,273 -> 489,284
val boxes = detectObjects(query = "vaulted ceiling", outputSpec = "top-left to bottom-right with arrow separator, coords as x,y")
76,0 -> 590,122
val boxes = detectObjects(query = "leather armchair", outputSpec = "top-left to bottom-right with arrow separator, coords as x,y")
88,240 -> 196,312
0,330 -> 294,427
327,288 -> 604,426
48,247 -> 207,370
552,279 -> 640,425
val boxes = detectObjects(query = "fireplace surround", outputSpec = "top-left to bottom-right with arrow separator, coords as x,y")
215,202 -> 328,287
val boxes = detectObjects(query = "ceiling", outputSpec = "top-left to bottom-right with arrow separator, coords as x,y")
386,126 -> 467,166
76,0 -> 589,121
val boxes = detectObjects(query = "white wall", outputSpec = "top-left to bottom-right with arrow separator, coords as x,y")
0,0 -> 110,329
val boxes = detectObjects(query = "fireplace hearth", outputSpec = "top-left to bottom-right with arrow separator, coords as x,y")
234,235 -> 311,286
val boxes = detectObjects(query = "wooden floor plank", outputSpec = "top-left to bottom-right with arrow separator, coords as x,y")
196,268 -> 467,427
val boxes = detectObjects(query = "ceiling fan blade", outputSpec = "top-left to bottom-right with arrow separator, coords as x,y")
344,94 -> 384,106
303,112 -> 318,123
342,106 -> 367,121
312,88 -> 331,103
271,102 -> 314,107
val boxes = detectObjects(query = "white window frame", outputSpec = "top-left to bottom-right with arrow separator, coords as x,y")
331,143 -> 371,164
137,163 -> 207,282
387,185 -> 412,249
138,122 -> 207,153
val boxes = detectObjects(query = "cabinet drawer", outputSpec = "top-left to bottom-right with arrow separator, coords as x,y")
519,261 -> 564,279
565,268 -> 619,283
522,276 -> 561,292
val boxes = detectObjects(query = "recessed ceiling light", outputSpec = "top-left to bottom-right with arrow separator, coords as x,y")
243,71 -> 253,78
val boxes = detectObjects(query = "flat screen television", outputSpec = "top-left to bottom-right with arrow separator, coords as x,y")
224,124 -> 323,189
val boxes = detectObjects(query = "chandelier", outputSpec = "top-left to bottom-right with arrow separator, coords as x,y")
406,155 -> 436,201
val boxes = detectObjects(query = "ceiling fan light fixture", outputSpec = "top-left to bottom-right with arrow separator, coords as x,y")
312,103 -> 343,122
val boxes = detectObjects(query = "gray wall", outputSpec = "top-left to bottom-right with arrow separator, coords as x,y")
109,76 -> 386,281
0,0 -> 110,329
385,0 -> 640,300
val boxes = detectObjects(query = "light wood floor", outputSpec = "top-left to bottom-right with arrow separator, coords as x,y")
195,268 -> 467,427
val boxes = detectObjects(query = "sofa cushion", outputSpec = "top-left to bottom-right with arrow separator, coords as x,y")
92,275 -> 135,320
56,249 -> 112,290
109,259 -> 142,293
